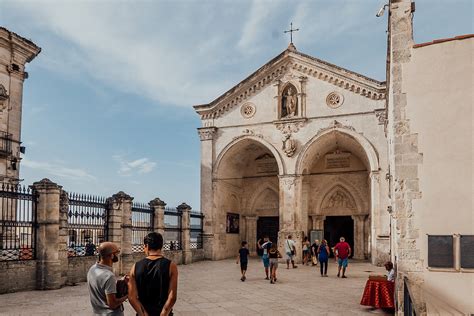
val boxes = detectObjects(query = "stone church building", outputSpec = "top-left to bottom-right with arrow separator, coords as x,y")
194,43 -> 391,264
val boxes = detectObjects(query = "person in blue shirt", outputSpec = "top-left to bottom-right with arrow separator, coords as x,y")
236,241 -> 250,281
258,236 -> 272,280
317,239 -> 330,277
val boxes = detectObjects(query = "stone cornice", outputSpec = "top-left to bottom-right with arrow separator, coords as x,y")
0,27 -> 41,64
194,48 -> 386,120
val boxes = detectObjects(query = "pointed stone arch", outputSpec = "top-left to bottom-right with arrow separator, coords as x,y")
320,185 -> 359,216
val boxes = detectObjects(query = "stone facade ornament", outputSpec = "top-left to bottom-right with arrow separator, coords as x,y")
282,134 -> 297,157
197,127 -> 217,141
324,190 -> 356,209
240,102 -> 256,119
281,177 -> 297,190
326,92 -> 344,109
0,84 -> 8,102
274,118 -> 307,135
374,109 -> 387,125
149,197 -> 166,207
282,85 -> 298,117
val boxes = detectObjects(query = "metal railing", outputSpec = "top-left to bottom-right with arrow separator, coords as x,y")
164,207 -> 182,250
131,202 -> 154,253
190,211 -> 204,249
0,184 -> 36,261
67,193 -> 107,257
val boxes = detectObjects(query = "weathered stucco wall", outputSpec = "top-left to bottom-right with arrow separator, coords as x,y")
404,37 -> 474,312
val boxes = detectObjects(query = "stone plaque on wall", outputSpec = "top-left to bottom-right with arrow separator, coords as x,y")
461,235 -> 474,269
256,154 -> 278,174
325,152 -> 351,169
428,235 -> 453,268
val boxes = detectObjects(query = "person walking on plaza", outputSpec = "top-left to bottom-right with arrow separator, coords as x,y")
334,236 -> 351,278
302,236 -> 311,265
236,241 -> 250,281
311,239 -> 319,266
268,243 -> 282,284
317,239 -> 330,277
128,232 -> 178,316
258,235 -> 272,280
284,234 -> 297,269
87,242 -> 128,316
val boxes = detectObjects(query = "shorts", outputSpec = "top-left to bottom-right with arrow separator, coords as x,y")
262,255 -> 270,268
240,262 -> 248,271
285,252 -> 294,260
338,257 -> 348,268
270,258 -> 279,269
303,250 -> 309,256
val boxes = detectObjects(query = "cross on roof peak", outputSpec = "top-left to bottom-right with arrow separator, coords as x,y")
284,22 -> 300,44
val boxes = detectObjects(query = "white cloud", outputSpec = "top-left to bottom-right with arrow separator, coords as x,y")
114,156 -> 156,176
22,159 -> 96,181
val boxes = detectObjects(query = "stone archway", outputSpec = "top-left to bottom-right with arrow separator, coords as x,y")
297,128 -> 376,261
212,138 -> 282,259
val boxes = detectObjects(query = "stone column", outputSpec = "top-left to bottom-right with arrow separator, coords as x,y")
149,197 -> 166,235
178,203 -> 192,264
278,175 -> 304,263
198,127 -> 217,260
106,191 -> 133,275
352,215 -> 367,260
245,216 -> 258,254
369,171 -> 380,264
32,178 -> 63,290
58,190 -> 69,286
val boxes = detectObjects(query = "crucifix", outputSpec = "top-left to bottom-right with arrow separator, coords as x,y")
284,22 -> 299,44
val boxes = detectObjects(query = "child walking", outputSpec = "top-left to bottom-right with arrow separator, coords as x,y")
236,241 -> 250,281
268,243 -> 282,284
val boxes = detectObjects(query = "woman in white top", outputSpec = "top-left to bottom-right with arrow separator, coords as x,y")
384,261 -> 395,281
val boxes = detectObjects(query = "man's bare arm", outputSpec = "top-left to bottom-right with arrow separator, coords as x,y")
160,262 -> 178,316
127,264 -> 148,316
105,293 -> 128,310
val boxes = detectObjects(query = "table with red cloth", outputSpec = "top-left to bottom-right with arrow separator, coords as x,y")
360,279 -> 395,309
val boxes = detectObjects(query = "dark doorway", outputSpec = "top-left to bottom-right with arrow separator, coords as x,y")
257,216 -> 279,244
324,216 -> 354,258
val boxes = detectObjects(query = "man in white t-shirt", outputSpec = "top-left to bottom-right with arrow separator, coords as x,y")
284,235 -> 297,269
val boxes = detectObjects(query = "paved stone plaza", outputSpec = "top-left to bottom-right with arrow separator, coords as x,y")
0,258 -> 393,315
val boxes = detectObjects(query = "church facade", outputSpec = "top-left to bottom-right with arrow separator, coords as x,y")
195,44 -> 391,264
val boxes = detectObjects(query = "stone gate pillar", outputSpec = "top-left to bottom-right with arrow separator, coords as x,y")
178,202 -> 192,264
245,216 -> 258,254
278,175 -> 304,263
32,178 -> 63,290
106,191 -> 133,275
149,197 -> 166,236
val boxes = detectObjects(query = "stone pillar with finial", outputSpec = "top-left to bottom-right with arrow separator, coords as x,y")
177,202 -> 192,264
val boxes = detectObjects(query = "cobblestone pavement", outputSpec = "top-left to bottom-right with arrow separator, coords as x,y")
0,258 -> 393,315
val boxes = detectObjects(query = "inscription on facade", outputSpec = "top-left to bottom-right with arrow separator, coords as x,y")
326,152 -> 351,169
256,154 -> 278,174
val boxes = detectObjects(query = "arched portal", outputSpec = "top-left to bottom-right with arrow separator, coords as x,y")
213,137 -> 282,258
298,129 -> 378,260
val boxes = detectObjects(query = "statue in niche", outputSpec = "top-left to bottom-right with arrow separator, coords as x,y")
281,85 -> 298,118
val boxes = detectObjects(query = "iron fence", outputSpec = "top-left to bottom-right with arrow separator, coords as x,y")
0,183 -> 36,261
131,202 -> 154,253
67,193 -> 107,257
190,211 -> 204,249
164,207 -> 182,250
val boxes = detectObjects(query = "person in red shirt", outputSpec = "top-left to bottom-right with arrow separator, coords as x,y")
334,236 -> 351,278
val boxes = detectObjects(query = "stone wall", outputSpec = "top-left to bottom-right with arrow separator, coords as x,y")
67,256 -> 97,285
0,260 -> 36,293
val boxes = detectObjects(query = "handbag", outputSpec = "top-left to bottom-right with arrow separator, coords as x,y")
115,278 -> 128,298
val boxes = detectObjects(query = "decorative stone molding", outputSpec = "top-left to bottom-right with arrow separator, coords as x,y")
0,84 -> 8,101
374,109 -> 387,125
107,191 -> 133,205
240,102 -> 256,119
326,92 -> 344,109
273,118 -> 307,135
149,197 -> 166,207
32,178 -> 61,190
59,190 -> 69,214
282,134 -> 297,157
279,176 -> 298,190
177,202 -> 192,212
197,127 -> 217,141
315,120 -> 356,138
232,129 -> 263,140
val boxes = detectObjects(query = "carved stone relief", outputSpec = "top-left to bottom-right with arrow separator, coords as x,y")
198,127 -> 217,141
240,102 -> 256,119
326,92 -> 344,109
324,190 -> 356,209
282,134 -> 297,157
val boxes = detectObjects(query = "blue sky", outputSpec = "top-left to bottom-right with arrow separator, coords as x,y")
0,0 -> 472,209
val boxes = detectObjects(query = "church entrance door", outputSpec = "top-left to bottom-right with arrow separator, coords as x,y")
324,216 -> 354,258
257,216 -> 279,245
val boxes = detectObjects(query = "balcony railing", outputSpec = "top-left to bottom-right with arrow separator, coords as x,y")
0,132 -> 12,157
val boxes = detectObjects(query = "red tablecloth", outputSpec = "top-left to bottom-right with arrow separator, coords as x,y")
360,279 -> 395,309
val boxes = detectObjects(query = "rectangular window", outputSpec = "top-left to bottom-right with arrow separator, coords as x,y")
460,235 -> 474,269
428,235 -> 454,268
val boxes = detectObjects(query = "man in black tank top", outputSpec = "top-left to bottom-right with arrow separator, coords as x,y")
128,232 -> 178,316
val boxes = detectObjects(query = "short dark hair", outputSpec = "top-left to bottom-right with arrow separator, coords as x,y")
384,261 -> 394,270
241,241 -> 247,247
144,232 -> 163,250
